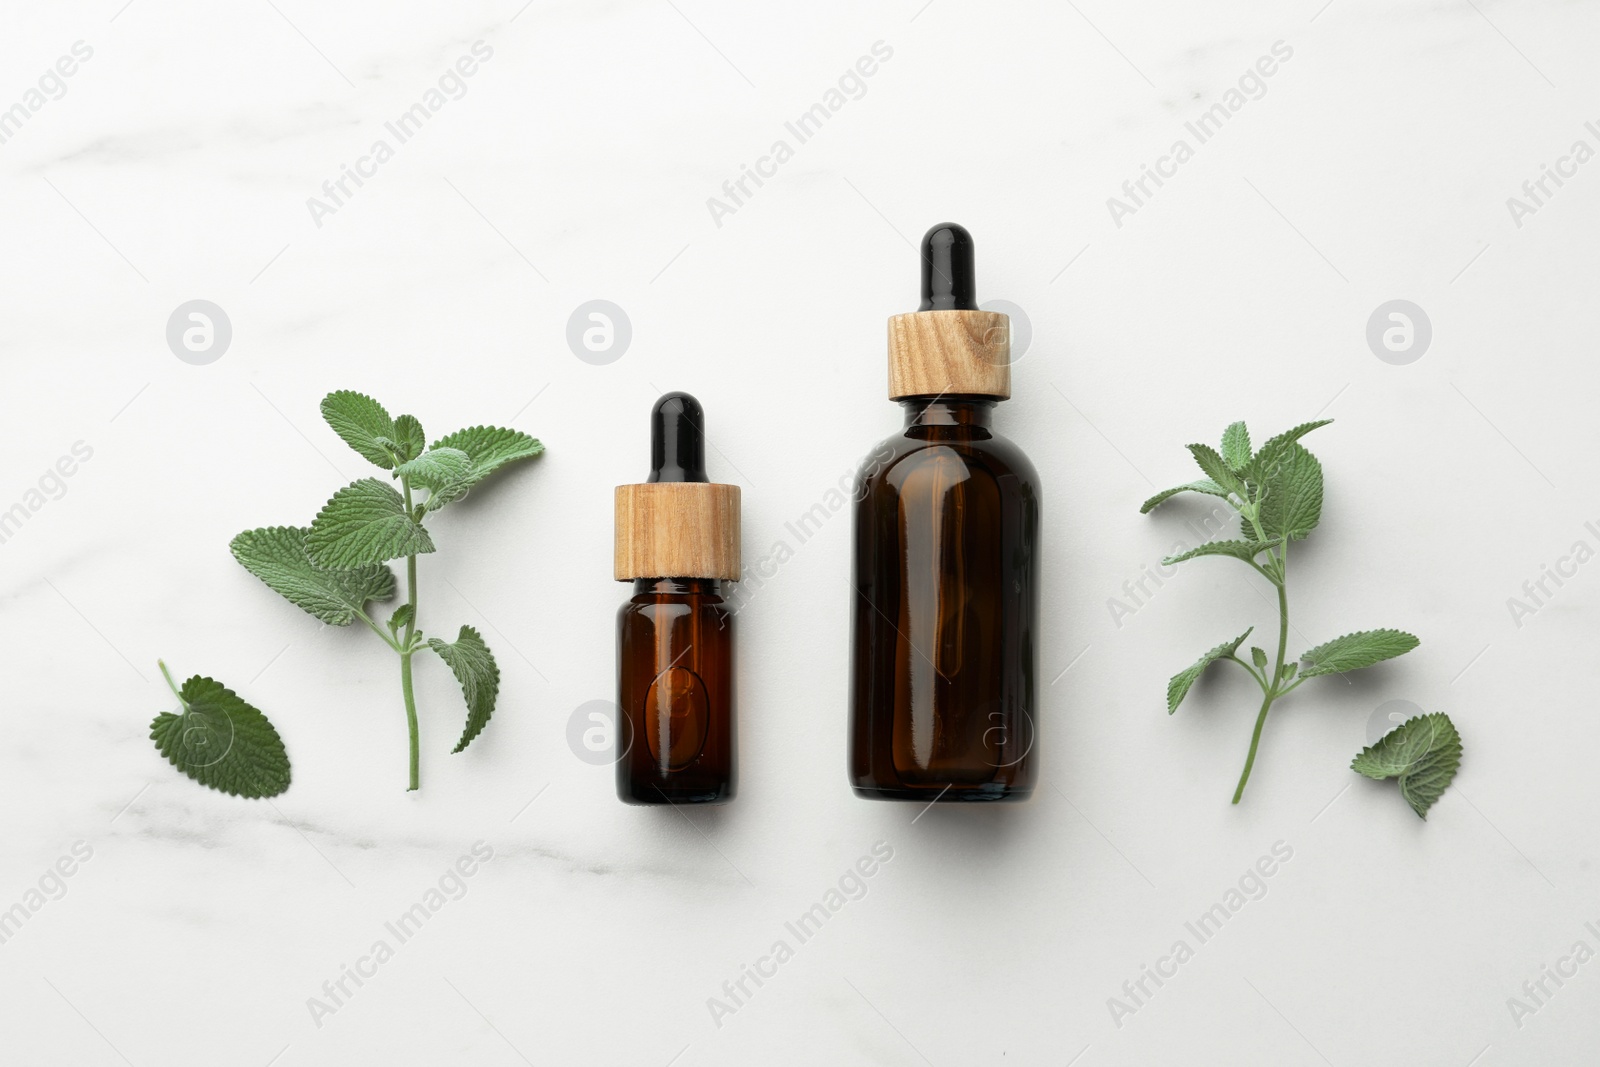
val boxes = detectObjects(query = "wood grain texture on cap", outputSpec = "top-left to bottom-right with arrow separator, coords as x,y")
887,309 -> 1011,400
614,482 -> 741,580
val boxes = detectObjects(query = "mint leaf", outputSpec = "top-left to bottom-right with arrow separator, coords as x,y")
1187,443 -> 1244,496
231,526 -> 396,625
150,669 -> 291,798
387,603 -> 414,637
1167,627 -> 1252,714
1162,539 -> 1276,566
322,391 -> 400,470
1254,442 -> 1323,541
1140,480 -> 1234,513
1299,629 -> 1419,678
427,625 -> 500,753
1244,419 -> 1332,484
306,478 -> 435,569
1221,421 -> 1251,470
1251,646 -> 1268,670
430,426 -> 544,491
395,447 -> 474,511
1351,712 -> 1461,819
393,415 -> 426,463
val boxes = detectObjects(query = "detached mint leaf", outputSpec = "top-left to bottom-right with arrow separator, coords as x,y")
1167,627 -> 1252,714
1221,421 -> 1251,471
1140,480 -> 1234,514
1351,712 -> 1461,819
1162,539 -> 1276,566
427,625 -> 500,753
1254,442 -> 1323,540
231,526 -> 395,625
1299,629 -> 1419,678
322,391 -> 400,470
150,669 -> 291,798
392,415 -> 426,463
306,478 -> 435,569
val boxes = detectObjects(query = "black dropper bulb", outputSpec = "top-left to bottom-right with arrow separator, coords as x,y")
647,391 -> 708,483
918,222 -> 978,311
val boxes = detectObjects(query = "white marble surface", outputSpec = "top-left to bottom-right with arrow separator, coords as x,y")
3,0 -> 1598,1063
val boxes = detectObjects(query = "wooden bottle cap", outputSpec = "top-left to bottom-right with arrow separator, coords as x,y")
614,392 -> 740,581
887,309 -> 1011,400
887,223 -> 1012,400
614,482 -> 741,580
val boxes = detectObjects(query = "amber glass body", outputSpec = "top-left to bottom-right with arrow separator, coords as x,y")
848,397 -> 1041,801
617,578 -> 735,804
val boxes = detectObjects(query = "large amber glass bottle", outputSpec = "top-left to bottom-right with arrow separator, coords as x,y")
848,224 -> 1041,801
614,392 -> 740,804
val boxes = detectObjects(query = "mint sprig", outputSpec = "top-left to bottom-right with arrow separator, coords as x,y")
232,392 -> 543,791
150,661 -> 291,798
1352,712 -> 1462,819
1143,419 -> 1426,805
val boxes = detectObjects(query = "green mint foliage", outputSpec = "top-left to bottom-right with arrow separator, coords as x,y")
1161,539 -> 1275,566
307,478 -> 438,568
387,603 -> 415,638
427,625 -> 501,753
150,664 -> 291,798
431,426 -> 544,485
1143,419 -> 1427,806
1168,628 -> 1252,715
1243,420 -> 1333,483
1253,443 -> 1323,542
412,427 -> 545,513
232,391 -> 543,791
1351,712 -> 1461,819
230,526 -> 395,626
1139,480 -> 1232,513
1187,443 -> 1244,497
322,391 -> 403,470
1299,629 -> 1420,678
395,447 -> 474,512
1221,421 -> 1252,471
395,447 -> 471,492
392,414 -> 426,464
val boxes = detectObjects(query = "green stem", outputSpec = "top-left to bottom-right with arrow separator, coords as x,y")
400,476 -> 422,791
1270,540 -> 1290,689
400,648 -> 419,791
158,659 -> 186,707
1232,687 -> 1275,804
1225,654 -> 1270,693
1232,539 -> 1290,804
354,608 -> 403,652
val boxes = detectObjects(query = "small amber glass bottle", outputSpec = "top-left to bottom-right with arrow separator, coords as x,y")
848,224 -> 1042,802
614,392 -> 740,804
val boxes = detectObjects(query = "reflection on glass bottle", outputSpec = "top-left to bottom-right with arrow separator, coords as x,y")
849,224 -> 1041,802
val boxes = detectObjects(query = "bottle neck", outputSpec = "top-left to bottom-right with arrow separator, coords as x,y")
633,577 -> 722,596
899,396 -> 996,429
